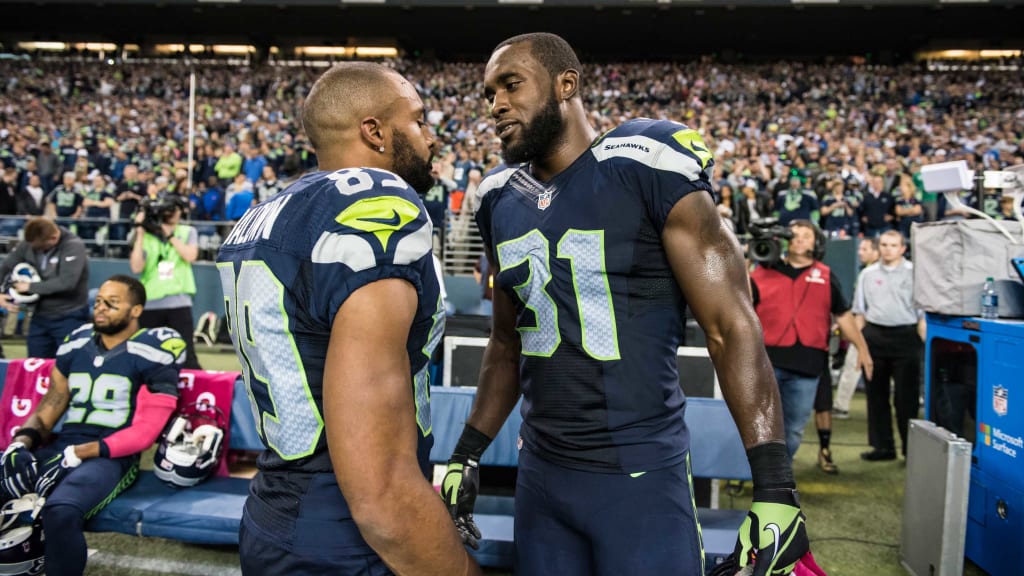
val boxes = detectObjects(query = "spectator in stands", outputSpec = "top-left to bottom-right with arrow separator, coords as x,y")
255,165 -> 282,204
859,174 -> 895,237
820,179 -> 859,238
35,143 -> 60,193
241,143 -> 267,184
853,230 -> 924,461
199,176 -> 226,222
16,173 -> 46,216
0,217 -> 90,358
79,173 -> 115,255
129,195 -> 202,369
750,220 -> 872,470
423,160 -> 455,232
833,236 -> 879,419
996,194 -> 1019,220
734,179 -> 771,236
775,175 -> 820,226
0,274 -> 182,576
214,144 -> 242,185
895,174 -> 923,240
444,33 -> 808,576
45,172 -> 83,219
225,183 -> 254,221
0,167 -> 17,217
217,61 -> 481,576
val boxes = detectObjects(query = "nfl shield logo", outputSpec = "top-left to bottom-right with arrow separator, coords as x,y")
994,385 -> 1008,417
537,190 -> 552,210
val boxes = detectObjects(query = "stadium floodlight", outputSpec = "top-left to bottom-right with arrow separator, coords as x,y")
921,160 -> 1024,243
792,0 -> 840,5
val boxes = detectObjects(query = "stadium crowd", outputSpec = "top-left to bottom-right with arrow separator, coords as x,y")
0,57 -> 1022,255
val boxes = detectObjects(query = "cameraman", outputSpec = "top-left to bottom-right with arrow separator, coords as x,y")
129,194 -> 202,369
749,220 -> 873,470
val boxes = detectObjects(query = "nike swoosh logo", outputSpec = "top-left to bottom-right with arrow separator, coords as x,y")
442,467 -> 463,505
356,209 -> 401,227
765,523 -> 781,562
65,256 -> 76,261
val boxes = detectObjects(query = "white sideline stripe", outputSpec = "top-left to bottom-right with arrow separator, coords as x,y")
87,550 -> 242,576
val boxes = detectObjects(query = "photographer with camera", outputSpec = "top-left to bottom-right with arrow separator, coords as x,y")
749,219 -> 873,472
129,194 -> 202,369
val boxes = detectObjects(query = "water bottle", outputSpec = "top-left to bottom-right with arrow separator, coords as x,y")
981,277 -> 999,319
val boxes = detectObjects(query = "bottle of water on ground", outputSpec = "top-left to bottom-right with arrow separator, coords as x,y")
981,277 -> 999,319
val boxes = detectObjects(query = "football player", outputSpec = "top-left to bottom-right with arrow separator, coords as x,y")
442,33 -> 809,575
0,274 -> 183,576
216,63 -> 480,576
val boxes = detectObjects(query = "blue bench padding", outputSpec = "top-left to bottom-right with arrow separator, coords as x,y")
86,472 -> 249,545
429,386 -> 523,467
228,377 -> 262,451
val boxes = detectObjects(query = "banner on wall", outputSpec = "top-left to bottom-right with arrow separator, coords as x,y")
0,360 -> 239,478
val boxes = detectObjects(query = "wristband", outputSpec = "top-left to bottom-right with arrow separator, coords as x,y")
63,445 -> 83,468
15,426 -> 42,449
453,424 -> 492,462
746,441 -> 795,489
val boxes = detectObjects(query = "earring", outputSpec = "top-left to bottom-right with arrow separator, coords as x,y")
378,146 -> 385,153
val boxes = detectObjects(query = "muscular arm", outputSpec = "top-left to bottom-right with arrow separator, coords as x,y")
662,192 -> 783,448
324,278 -> 480,576
14,366 -> 73,448
466,264 -> 522,439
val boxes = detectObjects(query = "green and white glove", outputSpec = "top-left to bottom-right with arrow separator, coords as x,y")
441,424 -> 491,550
735,487 -> 808,575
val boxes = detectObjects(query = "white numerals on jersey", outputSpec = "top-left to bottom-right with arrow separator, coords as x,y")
497,229 -> 620,360
218,262 -> 324,460
65,373 -> 132,428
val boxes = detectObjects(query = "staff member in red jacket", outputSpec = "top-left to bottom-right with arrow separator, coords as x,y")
750,220 -> 873,465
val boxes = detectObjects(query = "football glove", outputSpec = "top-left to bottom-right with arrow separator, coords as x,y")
34,446 -> 82,498
442,455 -> 481,550
1,442 -> 38,501
734,487 -> 809,576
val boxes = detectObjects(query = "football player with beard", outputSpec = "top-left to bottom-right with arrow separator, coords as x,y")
442,33 -> 809,575
0,274 -> 183,576
217,62 -> 480,576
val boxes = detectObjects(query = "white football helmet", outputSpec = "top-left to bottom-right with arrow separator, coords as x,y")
5,263 -> 40,305
0,494 -> 45,576
153,403 -> 227,488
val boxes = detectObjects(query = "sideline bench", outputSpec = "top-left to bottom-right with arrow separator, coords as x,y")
0,361 -> 750,572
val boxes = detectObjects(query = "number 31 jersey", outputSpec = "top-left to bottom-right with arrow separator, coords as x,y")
475,118 -> 715,474
215,168 -> 444,494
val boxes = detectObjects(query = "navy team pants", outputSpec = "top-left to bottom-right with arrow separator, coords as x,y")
514,447 -> 704,576
239,473 -> 393,576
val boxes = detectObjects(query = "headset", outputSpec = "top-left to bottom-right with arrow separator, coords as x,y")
790,219 -> 827,261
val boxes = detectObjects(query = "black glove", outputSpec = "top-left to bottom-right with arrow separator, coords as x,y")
34,446 -> 82,498
441,425 -> 491,550
734,442 -> 810,576
0,442 -> 37,501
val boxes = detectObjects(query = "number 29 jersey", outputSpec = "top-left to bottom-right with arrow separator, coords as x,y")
475,118 -> 715,474
55,325 -> 184,446
215,168 -> 444,504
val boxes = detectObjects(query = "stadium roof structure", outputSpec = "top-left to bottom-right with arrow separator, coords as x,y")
0,0 -> 1021,60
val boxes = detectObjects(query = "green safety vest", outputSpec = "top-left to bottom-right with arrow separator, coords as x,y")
140,226 -> 197,301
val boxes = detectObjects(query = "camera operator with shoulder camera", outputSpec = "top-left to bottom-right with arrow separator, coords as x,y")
0,217 -> 90,358
748,219 -> 873,473
129,194 -> 202,369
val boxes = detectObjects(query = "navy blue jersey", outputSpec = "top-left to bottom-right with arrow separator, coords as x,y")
216,168 -> 445,515
55,325 -> 183,445
475,118 -> 715,473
